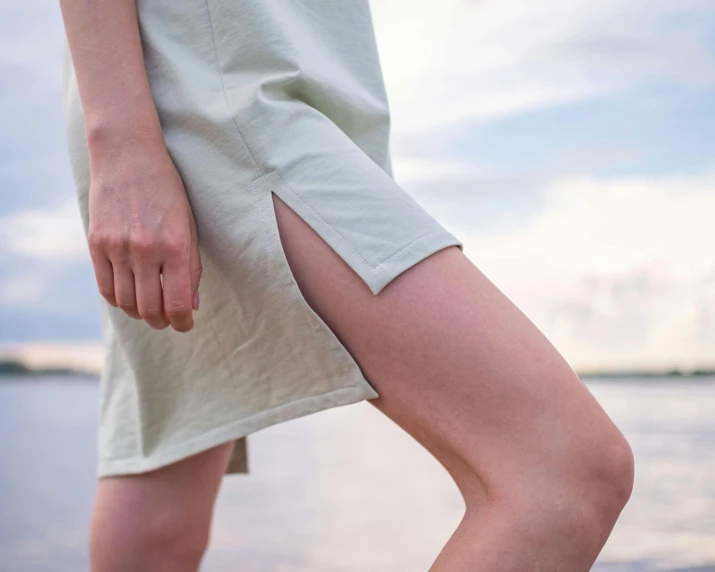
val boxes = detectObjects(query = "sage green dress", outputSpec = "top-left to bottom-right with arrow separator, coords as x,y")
62,0 -> 463,477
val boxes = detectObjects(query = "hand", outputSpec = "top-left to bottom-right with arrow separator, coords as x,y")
86,134 -> 201,333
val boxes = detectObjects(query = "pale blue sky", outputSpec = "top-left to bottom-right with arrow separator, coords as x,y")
1,0 -> 714,371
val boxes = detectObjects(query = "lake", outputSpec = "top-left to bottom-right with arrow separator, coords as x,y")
1,377 -> 714,571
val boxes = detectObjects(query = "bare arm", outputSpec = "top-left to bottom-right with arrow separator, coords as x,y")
60,0 -> 201,332
60,0 -> 161,144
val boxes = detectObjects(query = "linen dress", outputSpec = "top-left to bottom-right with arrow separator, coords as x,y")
62,0 -> 464,478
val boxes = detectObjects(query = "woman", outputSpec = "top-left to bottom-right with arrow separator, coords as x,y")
59,0 -> 634,570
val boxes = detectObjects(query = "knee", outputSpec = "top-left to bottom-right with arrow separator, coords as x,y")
563,430 -> 634,553
90,502 -> 211,572
579,428 -> 635,530
521,429 -> 634,552
478,427 -> 634,558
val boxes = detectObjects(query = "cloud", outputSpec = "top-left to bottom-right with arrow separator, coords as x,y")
1,0 -> 713,371
471,169 -> 715,277
0,197 -> 96,326
0,0 -> 65,133
443,167 -> 715,370
0,198 -> 87,262
370,0 -> 715,143
0,272 -> 48,307
0,0 -> 65,84
546,263 -> 715,372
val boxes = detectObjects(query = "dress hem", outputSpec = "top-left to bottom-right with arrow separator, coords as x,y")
97,382 -> 377,478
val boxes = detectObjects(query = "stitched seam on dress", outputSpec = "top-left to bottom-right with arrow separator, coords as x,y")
203,1 -> 346,398
204,0 -> 439,274
205,1 -> 357,385
250,179 -> 355,380
273,170 -> 441,271
203,0 -> 266,182
375,229 -> 445,267
104,188 -> 366,470
98,386 -> 368,464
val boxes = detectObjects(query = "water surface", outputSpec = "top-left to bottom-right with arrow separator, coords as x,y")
1,377 -> 714,571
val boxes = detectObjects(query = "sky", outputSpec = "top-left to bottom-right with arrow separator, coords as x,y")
1,0 -> 714,372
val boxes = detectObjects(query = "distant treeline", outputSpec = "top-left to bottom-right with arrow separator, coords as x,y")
1,358 -> 713,380
578,369 -> 715,379
0,359 -> 97,378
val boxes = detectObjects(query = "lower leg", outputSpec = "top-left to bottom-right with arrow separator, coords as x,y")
89,442 -> 234,572
431,500 -> 613,572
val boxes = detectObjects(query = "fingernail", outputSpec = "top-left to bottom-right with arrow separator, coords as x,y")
193,290 -> 200,311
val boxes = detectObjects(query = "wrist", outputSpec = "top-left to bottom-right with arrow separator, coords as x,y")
86,114 -> 166,167
86,113 -> 164,148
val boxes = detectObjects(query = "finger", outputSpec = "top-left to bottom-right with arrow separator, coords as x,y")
90,252 -> 118,307
134,263 -> 170,330
189,221 -> 202,311
161,253 -> 194,332
160,274 -> 171,323
113,263 -> 141,319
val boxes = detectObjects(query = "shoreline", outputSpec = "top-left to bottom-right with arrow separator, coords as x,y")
1,359 -> 714,382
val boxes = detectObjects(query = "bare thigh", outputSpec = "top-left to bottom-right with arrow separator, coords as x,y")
273,193 -> 625,507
